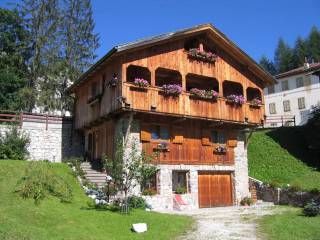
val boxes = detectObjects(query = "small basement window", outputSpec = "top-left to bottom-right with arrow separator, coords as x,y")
172,171 -> 189,194
223,81 -> 243,97
151,125 -> 170,140
155,68 -> 182,87
246,87 -> 262,102
186,73 -> 219,92
126,65 -> 151,84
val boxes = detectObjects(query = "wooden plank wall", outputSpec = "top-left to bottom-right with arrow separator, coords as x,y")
141,119 -> 237,165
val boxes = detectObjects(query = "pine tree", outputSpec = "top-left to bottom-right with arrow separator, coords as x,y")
274,38 -> 294,73
18,0 -> 60,112
292,36 -> 308,68
259,55 -> 277,75
307,26 -> 320,62
59,0 -> 99,111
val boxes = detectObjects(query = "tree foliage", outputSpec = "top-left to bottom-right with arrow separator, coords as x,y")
259,26 -> 320,75
0,8 -> 30,110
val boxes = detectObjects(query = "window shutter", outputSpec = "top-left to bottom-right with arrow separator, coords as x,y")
202,128 -> 211,146
227,131 -> 238,147
172,127 -> 184,144
140,124 -> 151,142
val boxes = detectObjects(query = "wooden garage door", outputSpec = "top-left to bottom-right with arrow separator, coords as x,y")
198,172 -> 233,208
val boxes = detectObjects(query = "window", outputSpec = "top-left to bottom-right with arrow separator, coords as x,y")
281,80 -> 289,91
283,100 -> 291,112
296,77 -> 303,88
298,97 -> 306,109
211,130 -> 226,144
151,125 -> 170,140
267,85 -> 275,94
269,103 -> 276,114
172,171 -> 189,193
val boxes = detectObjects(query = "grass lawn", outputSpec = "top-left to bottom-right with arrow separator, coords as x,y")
259,207 -> 320,240
0,160 -> 193,240
248,127 -> 320,190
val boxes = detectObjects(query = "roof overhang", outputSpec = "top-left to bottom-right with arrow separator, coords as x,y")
68,23 -> 277,92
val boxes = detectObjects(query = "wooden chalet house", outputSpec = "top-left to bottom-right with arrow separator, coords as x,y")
69,24 -> 276,209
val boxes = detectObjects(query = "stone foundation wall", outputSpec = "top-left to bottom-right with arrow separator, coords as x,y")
0,119 -> 83,162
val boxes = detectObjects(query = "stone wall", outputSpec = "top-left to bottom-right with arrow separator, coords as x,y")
0,118 -> 83,162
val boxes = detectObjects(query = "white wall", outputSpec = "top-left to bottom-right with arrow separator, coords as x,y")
264,73 -> 320,127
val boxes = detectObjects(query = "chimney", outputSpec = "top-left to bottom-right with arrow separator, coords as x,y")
304,57 -> 310,70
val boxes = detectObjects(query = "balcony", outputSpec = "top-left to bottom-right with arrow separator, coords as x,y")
122,82 -> 264,124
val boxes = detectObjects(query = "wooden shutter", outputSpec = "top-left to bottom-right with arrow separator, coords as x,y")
202,128 -> 211,146
227,131 -> 238,147
172,127 -> 184,144
140,124 -> 151,142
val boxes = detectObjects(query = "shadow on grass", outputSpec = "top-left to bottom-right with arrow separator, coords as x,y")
266,127 -> 319,170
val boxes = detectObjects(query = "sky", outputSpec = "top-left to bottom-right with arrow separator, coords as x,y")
1,0 -> 320,62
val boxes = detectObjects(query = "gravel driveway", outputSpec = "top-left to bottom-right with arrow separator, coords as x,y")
161,204 -> 280,240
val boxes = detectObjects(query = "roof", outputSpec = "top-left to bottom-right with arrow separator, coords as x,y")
275,62 -> 320,79
69,23 -> 277,91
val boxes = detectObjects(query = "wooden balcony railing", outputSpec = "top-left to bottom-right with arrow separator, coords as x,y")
123,83 -> 264,124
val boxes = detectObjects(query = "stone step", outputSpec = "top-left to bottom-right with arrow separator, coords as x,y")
85,173 -> 108,177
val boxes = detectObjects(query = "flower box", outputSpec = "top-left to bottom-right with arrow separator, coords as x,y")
249,98 -> 262,108
161,84 -> 182,97
214,145 -> 227,154
190,88 -> 218,100
153,142 -> 170,152
226,94 -> 245,106
187,48 -> 217,63
133,78 -> 149,88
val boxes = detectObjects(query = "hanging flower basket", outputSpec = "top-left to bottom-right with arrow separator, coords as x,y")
161,84 -> 182,97
133,78 -> 149,88
187,48 -> 217,63
214,145 -> 227,154
226,94 -> 246,106
190,88 -> 218,100
249,98 -> 262,108
109,77 -> 118,87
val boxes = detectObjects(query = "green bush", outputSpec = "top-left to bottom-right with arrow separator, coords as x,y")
289,181 -> 303,192
175,186 -> 187,194
142,188 -> 157,196
16,161 -> 73,204
63,157 -> 85,178
269,179 -> 281,188
0,127 -> 30,160
240,197 -> 254,206
303,200 -> 320,217
127,195 -> 147,209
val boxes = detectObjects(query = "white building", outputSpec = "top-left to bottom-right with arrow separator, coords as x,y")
264,62 -> 320,127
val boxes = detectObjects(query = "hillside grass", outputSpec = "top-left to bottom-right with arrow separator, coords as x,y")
0,160 -> 192,240
259,207 -> 320,240
248,127 -> 320,190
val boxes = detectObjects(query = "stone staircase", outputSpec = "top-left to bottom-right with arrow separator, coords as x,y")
80,162 -> 108,188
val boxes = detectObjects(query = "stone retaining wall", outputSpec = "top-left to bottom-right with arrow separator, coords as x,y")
0,118 -> 83,162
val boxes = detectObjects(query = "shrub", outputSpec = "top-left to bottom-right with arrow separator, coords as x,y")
127,195 -> 147,209
16,161 -> 73,204
289,181 -> 303,192
142,188 -> 157,196
310,188 -> 320,195
269,179 -> 281,188
240,197 -> 254,206
175,186 -> 187,194
303,200 -> 320,217
0,127 -> 30,160
63,157 -> 85,178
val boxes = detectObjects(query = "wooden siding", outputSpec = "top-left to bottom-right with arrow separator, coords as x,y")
141,119 -> 237,165
198,172 -> 233,207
